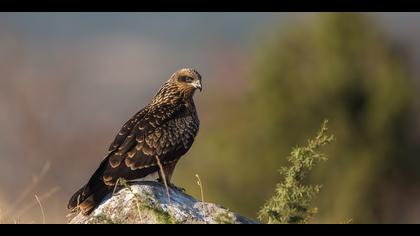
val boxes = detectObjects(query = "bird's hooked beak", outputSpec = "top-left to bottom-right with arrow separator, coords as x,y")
193,80 -> 202,92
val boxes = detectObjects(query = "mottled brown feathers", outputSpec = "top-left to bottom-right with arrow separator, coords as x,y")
68,68 -> 202,215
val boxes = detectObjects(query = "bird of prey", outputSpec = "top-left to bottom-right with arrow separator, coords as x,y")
68,68 -> 202,215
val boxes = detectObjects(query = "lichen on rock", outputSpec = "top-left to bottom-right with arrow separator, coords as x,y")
68,181 -> 257,224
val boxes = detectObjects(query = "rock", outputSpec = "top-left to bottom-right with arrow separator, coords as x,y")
68,181 -> 258,224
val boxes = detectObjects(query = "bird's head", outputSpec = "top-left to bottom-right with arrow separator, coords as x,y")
169,68 -> 202,94
152,68 -> 202,105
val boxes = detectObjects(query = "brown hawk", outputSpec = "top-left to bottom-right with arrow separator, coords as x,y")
68,68 -> 202,215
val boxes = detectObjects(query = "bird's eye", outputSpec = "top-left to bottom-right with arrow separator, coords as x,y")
181,76 -> 193,83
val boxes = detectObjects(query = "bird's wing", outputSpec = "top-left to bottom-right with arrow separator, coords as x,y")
107,106 -> 149,153
101,103 -> 197,185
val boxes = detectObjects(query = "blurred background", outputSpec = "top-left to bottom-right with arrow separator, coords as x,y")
0,12 -> 420,224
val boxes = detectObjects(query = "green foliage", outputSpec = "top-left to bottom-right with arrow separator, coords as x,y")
249,13 -> 415,223
258,121 -> 333,224
213,210 -> 236,224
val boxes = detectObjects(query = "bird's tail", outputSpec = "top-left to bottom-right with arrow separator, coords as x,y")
67,184 -> 88,212
67,181 -> 110,215
68,159 -> 111,215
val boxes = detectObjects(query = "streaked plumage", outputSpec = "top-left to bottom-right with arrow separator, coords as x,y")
68,68 -> 202,215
